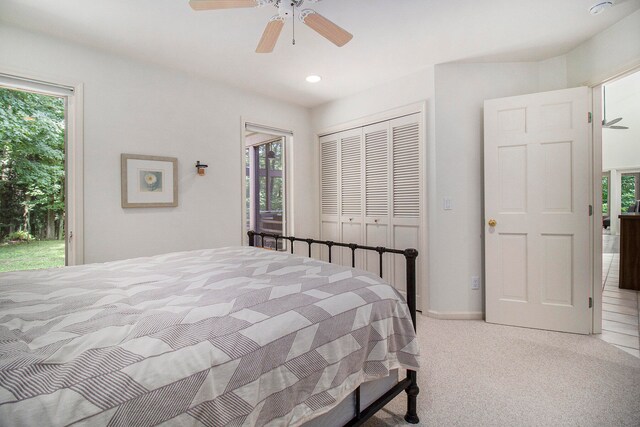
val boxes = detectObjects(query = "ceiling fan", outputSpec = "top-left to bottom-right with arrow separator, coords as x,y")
602,86 -> 629,130
189,0 -> 353,53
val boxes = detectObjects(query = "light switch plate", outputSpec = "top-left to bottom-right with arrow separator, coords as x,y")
444,197 -> 452,210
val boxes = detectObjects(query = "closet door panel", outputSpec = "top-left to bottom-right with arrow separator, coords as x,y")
341,221 -> 364,268
320,221 -> 339,262
364,122 -> 389,222
392,224 -> 420,298
390,113 -> 422,300
320,134 -> 339,261
340,129 -> 363,219
339,129 -> 364,268
391,114 -> 421,220
320,135 -> 339,220
363,121 -> 391,278
365,223 -> 391,282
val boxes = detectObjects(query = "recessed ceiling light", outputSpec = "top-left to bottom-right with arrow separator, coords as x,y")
589,1 -> 613,15
306,75 -> 322,83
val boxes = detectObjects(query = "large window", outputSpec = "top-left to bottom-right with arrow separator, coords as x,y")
244,128 -> 287,250
621,173 -> 640,212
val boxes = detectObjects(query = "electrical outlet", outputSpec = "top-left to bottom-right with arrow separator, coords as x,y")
471,276 -> 480,290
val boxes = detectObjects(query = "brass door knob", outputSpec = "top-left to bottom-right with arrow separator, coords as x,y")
488,219 -> 497,227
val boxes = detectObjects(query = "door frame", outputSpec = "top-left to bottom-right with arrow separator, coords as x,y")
592,84 -> 602,334
240,118 -> 293,246
0,67 -> 84,266
591,65 -> 640,334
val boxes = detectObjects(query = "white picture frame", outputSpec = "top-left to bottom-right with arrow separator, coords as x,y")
121,154 -> 178,208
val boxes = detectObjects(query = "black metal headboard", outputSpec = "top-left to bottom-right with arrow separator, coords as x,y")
247,230 -> 418,329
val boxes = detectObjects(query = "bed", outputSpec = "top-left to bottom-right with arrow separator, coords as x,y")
0,233 -> 420,426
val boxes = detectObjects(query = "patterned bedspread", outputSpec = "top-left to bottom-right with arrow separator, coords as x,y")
0,247 -> 419,426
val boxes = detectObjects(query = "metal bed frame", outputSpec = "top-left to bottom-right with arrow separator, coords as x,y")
247,231 -> 420,425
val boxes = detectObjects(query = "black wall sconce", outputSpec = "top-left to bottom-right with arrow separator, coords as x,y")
195,161 -> 208,176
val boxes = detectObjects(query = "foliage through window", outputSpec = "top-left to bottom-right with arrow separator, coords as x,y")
621,174 -> 639,212
0,88 -> 65,241
602,175 -> 608,214
245,136 -> 285,249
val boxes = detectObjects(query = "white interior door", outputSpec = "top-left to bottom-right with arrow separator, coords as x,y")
484,86 -> 592,334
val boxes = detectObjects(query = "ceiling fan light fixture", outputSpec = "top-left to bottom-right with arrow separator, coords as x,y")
306,75 -> 322,83
589,1 -> 613,15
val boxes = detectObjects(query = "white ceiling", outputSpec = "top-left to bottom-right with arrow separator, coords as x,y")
1,0 -> 639,108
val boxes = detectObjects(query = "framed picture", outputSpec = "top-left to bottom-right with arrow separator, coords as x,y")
121,154 -> 178,208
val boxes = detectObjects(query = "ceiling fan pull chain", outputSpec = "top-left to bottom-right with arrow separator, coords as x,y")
292,2 -> 296,45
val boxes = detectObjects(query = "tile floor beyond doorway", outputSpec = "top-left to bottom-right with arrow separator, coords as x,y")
600,234 -> 640,358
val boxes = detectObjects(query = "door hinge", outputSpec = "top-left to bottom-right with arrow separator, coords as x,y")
588,112 -> 592,123
589,297 -> 593,308
589,205 -> 593,216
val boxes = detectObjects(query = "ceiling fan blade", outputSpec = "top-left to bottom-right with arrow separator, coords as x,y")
256,18 -> 284,53
607,125 -> 629,130
301,10 -> 353,47
189,0 -> 257,11
604,117 -> 623,126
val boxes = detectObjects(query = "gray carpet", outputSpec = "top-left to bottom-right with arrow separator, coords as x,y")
366,315 -> 640,426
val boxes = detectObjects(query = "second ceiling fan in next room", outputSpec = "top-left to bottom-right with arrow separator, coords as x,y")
189,0 -> 353,53
602,86 -> 629,130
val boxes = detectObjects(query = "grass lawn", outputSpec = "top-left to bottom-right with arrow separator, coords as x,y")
0,240 -> 65,273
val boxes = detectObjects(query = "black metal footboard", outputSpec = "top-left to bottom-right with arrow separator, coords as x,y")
247,231 -> 420,425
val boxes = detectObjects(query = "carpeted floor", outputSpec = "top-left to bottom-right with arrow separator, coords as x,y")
366,315 -> 640,426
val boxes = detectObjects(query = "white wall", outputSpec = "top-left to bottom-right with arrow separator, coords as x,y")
566,9 -> 640,87
0,24 -> 315,263
311,11 -> 640,318
431,62 -> 547,316
311,69 -> 435,132
602,70 -> 640,171
538,55 -> 568,91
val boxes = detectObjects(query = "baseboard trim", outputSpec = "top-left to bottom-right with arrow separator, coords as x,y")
426,310 -> 484,320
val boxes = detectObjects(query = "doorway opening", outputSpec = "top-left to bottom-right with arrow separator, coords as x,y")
597,68 -> 640,358
243,123 -> 291,250
0,72 -> 83,271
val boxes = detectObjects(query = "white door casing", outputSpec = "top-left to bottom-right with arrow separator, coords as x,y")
484,86 -> 592,334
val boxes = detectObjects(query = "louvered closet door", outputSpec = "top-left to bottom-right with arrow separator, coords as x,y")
390,114 -> 421,297
339,129 -> 364,268
363,122 -> 391,281
319,134 -> 339,261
